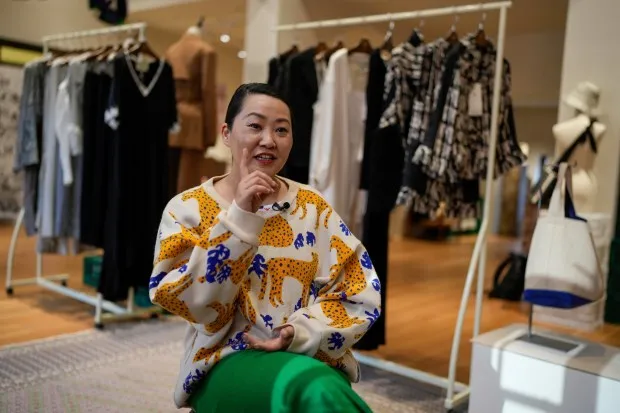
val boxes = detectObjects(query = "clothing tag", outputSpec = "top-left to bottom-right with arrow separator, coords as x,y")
136,54 -> 151,73
468,83 -> 483,117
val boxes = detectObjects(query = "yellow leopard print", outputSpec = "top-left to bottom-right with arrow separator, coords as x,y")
259,252 -> 319,308
193,342 -> 224,364
320,235 -> 367,299
181,187 -> 221,235
314,349 -> 348,369
290,189 -> 333,230
155,216 -> 198,264
153,274 -> 197,324
204,301 -> 236,334
320,301 -> 364,329
259,215 -> 294,247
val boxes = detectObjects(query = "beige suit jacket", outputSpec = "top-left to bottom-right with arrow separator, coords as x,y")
165,34 -> 217,150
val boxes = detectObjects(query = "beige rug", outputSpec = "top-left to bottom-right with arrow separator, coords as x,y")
0,318 -> 456,413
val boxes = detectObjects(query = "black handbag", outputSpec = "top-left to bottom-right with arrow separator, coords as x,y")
530,118 -> 598,207
488,252 -> 527,302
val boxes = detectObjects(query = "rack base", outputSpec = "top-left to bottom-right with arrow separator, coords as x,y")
352,351 -> 469,411
5,207 -> 161,330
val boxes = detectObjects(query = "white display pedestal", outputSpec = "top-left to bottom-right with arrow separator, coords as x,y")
470,324 -> 620,413
533,212 -> 612,331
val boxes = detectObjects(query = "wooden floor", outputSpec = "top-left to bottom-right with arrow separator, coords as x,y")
2,221 -> 620,385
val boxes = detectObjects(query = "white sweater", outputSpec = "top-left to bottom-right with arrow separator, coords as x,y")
150,177 -> 382,408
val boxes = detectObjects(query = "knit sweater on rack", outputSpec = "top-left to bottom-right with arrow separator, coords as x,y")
149,176 -> 382,408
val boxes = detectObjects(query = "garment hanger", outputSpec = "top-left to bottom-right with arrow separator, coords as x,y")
380,18 -> 394,60
323,39 -> 345,62
280,42 -> 299,60
474,9 -> 489,47
408,18 -> 425,46
314,41 -> 328,58
348,38 -> 372,56
128,36 -> 160,61
445,11 -> 459,44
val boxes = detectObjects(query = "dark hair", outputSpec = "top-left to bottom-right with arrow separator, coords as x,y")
224,83 -> 291,128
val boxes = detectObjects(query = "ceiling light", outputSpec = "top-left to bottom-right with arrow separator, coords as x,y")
220,34 -> 230,43
238,50 -> 247,59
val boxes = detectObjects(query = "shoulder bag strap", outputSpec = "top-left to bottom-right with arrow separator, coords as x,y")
556,118 -> 598,164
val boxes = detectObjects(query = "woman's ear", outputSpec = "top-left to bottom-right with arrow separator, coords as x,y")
221,123 -> 231,147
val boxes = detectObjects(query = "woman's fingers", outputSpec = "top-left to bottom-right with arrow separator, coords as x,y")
240,170 -> 278,190
243,333 -> 288,352
242,175 -> 275,192
240,147 -> 251,177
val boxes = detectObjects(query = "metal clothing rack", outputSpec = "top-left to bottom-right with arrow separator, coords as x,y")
275,1 -> 511,410
5,22 -> 159,329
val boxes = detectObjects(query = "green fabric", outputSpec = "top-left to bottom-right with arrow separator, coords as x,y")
189,350 -> 372,413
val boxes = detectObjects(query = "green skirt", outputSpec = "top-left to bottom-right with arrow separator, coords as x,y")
189,350 -> 373,413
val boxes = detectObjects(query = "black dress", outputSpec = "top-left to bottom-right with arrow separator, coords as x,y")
98,55 -> 177,301
280,47 -> 319,184
80,64 -> 113,248
355,50 -> 404,351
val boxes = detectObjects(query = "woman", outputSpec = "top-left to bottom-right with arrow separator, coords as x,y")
150,83 -> 381,412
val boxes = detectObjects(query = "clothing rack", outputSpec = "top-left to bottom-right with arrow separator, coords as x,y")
5,22 -> 159,329
42,22 -> 147,54
274,1 -> 511,410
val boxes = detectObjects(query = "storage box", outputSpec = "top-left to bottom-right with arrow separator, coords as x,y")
83,255 -> 103,288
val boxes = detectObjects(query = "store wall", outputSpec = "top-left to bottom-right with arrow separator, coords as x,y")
557,0 -> 620,218
0,0 -> 243,107
0,0 -> 107,43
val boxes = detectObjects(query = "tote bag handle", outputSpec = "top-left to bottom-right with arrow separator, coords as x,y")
547,162 -> 574,218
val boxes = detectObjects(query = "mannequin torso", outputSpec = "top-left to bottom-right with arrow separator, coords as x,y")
552,113 -> 607,213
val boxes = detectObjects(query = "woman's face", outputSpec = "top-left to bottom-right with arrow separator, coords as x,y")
222,94 -> 292,177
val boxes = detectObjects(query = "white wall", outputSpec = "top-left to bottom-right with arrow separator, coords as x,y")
0,0 -> 106,44
507,32 -> 565,108
557,0 -> 620,218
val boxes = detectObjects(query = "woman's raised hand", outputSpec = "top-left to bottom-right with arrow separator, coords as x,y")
235,148 -> 279,212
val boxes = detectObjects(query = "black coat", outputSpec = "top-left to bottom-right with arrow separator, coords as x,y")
282,47 -> 319,170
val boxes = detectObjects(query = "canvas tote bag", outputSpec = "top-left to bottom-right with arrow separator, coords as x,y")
523,162 -> 605,309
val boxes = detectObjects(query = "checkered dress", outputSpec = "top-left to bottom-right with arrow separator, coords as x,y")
381,35 -> 526,219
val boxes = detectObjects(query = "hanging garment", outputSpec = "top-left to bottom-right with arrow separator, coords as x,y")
390,35 -> 526,219
360,49 -> 387,191
54,60 -> 89,251
99,54 -> 177,301
356,49 -> 400,350
14,59 -> 47,235
37,63 -> 70,254
309,49 -> 370,231
80,62 -> 114,249
412,35 -> 525,182
280,47 -> 321,184
267,51 -> 298,94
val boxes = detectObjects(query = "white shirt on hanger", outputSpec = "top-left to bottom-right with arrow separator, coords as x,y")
309,48 -> 369,233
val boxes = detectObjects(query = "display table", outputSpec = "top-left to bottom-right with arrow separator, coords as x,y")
469,324 -> 620,413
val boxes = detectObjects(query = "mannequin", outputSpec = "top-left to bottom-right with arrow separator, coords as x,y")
535,82 -> 611,331
166,17 -> 218,197
552,81 -> 606,213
